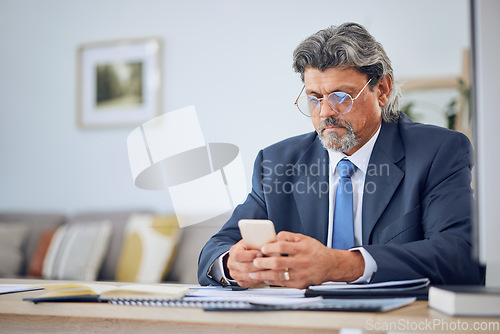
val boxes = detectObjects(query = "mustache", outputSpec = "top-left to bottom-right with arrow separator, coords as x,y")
318,117 -> 353,133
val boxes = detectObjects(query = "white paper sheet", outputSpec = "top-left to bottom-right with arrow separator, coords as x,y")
0,284 -> 42,295
188,286 -> 306,298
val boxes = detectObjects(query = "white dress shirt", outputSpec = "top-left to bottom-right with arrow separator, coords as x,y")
327,125 -> 381,283
208,125 -> 382,285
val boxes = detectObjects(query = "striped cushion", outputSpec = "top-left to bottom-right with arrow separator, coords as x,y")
42,221 -> 112,281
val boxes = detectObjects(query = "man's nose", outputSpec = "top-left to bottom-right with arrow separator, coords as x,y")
319,97 -> 336,118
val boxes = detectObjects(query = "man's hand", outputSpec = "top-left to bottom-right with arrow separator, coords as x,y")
226,240 -> 268,288
249,231 -> 365,289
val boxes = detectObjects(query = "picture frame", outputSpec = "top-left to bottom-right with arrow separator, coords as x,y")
400,77 -> 459,129
77,37 -> 162,128
400,50 -> 471,138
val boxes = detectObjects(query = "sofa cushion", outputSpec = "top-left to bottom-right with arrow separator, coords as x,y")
0,213 -> 66,276
0,223 -> 29,277
164,213 -> 230,284
69,210 -> 151,281
42,221 -> 112,281
115,214 -> 180,283
27,229 -> 57,277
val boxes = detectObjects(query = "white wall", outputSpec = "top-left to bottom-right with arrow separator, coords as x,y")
0,0 -> 470,215
473,0 -> 500,287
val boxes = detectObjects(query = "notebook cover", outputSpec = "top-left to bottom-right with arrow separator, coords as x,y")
305,286 -> 429,300
23,295 -> 100,304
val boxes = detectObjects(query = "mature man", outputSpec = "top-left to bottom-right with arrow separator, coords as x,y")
198,22 -> 483,288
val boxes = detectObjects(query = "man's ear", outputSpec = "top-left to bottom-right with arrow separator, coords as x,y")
377,75 -> 392,107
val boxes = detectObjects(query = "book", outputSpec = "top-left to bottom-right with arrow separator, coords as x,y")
308,278 -> 429,290
429,285 -> 500,316
24,282 -> 189,304
306,278 -> 430,300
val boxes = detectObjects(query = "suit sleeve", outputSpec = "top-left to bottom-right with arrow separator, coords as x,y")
197,150 -> 268,285
363,132 -> 484,284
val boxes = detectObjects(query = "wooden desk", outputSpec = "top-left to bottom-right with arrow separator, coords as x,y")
1,279 -> 499,334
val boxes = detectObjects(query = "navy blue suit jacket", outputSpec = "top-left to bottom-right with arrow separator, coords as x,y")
198,115 -> 483,285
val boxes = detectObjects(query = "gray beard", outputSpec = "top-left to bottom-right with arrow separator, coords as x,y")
318,117 -> 359,152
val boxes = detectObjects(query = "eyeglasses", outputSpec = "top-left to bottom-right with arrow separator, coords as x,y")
294,78 -> 372,117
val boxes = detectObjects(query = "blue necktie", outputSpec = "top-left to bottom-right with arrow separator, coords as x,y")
332,159 -> 357,250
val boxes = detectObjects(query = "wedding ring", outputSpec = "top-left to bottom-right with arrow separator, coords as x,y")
284,268 -> 290,281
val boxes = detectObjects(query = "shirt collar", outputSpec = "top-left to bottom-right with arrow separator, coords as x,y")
327,124 -> 381,176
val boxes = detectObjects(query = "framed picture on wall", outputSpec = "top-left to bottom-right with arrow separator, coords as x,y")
77,37 -> 162,128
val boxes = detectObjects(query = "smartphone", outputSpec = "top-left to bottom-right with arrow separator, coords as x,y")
238,219 -> 276,250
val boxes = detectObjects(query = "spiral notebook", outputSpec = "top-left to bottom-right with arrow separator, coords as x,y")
103,296 -> 416,312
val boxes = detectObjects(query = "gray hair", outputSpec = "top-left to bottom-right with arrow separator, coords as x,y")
293,22 -> 402,123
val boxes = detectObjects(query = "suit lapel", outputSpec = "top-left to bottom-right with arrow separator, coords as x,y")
292,136 -> 330,245
362,119 -> 405,245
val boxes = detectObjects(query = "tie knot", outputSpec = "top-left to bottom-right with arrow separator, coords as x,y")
337,159 -> 357,178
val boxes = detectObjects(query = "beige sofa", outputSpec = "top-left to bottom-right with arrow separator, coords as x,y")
0,210 -> 222,284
